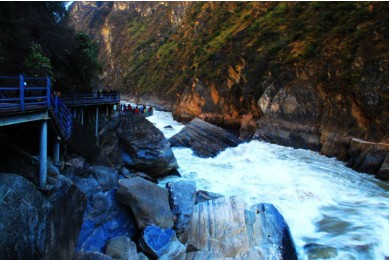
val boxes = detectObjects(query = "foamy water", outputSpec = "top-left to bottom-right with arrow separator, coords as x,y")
147,109 -> 389,259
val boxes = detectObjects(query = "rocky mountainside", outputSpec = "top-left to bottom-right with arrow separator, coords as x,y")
68,2 -> 389,176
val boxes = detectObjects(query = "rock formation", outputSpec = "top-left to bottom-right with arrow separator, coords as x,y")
180,196 -> 297,259
169,118 -> 242,158
117,177 -> 174,229
116,116 -> 178,177
0,173 -> 86,260
68,2 -> 389,177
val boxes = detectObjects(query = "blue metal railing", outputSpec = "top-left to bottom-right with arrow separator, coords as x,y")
60,93 -> 120,107
0,75 -> 72,139
50,95 -> 72,139
0,75 -> 49,112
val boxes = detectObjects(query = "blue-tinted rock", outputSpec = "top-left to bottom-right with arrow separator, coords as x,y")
86,166 -> 119,191
117,177 -> 174,229
73,251 -> 113,260
74,177 -> 101,198
166,180 -> 196,233
139,226 -> 175,258
76,188 -> 138,252
0,173 -> 86,260
248,203 -> 298,260
116,117 -> 178,177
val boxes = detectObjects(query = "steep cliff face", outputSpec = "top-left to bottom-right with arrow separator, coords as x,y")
68,2 -> 389,176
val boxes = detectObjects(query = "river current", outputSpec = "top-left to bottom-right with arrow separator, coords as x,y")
146,108 -> 389,260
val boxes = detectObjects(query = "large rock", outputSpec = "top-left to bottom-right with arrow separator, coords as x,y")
166,180 -> 196,234
85,166 -> 119,191
105,235 -> 139,260
0,173 -> 86,260
377,155 -> 389,180
180,196 -> 297,259
346,138 -> 389,178
116,116 -> 178,177
73,252 -> 113,260
117,177 -> 174,229
76,188 -> 138,253
169,118 -> 242,158
138,226 -> 185,259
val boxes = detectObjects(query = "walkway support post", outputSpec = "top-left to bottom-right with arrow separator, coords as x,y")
39,119 -> 48,189
81,108 -> 84,125
53,136 -> 61,167
19,74 -> 24,112
95,106 -> 99,145
106,106 -> 109,117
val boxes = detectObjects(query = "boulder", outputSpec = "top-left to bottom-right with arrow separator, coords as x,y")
105,236 -> 139,260
73,177 -> 101,199
180,196 -> 297,259
248,203 -> 298,259
169,118 -> 242,158
73,252 -> 113,260
116,116 -> 178,177
253,118 -> 321,151
86,166 -> 119,191
377,155 -> 389,180
347,138 -> 389,178
139,226 -> 185,259
195,190 -> 224,204
76,188 -> 138,253
63,156 -> 89,178
0,173 -> 86,260
166,180 -> 196,234
117,177 -> 174,229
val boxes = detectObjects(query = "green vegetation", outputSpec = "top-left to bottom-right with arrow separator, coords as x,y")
24,43 -> 53,79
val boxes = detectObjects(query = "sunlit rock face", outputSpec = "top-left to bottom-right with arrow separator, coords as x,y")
68,2 -> 389,176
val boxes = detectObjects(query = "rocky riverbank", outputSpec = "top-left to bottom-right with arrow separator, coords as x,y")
0,112 -> 298,259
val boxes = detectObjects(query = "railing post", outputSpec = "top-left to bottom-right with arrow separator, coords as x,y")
19,74 -> 24,112
95,106 -> 99,145
46,76 -> 51,109
53,136 -> 61,167
55,95 -> 59,115
39,118 -> 48,189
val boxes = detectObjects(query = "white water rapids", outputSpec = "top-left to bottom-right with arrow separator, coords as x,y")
146,108 -> 389,260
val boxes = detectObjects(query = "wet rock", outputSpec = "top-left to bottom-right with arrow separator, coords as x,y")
0,173 -> 86,260
63,156 -> 89,178
73,252 -> 113,260
254,118 -> 321,151
377,155 -> 389,180
86,166 -> 119,191
304,243 -> 338,259
74,177 -> 101,198
180,196 -> 297,259
105,235 -> 139,260
195,190 -> 224,204
117,177 -> 174,229
166,180 -> 196,233
76,189 -> 138,253
347,138 -> 389,178
169,118 -> 241,158
116,117 -> 178,177
248,203 -> 298,259
139,226 -> 185,259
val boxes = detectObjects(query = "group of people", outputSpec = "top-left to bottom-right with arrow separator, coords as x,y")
114,103 -> 153,116
94,89 -> 119,99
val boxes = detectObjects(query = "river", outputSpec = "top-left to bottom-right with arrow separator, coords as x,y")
146,108 -> 389,259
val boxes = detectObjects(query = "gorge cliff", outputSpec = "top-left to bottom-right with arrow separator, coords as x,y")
68,2 -> 389,177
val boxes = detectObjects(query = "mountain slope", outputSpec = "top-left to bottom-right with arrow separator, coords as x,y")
68,1 -> 389,176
